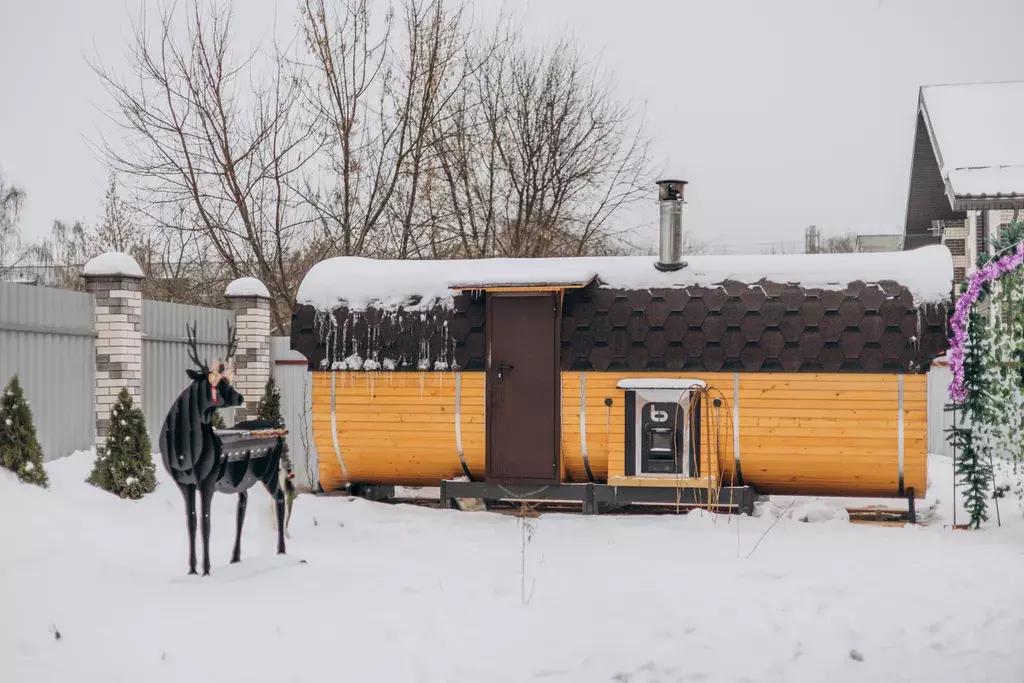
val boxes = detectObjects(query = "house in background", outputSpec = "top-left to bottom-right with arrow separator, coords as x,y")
855,234 -> 904,253
902,80 -> 1024,290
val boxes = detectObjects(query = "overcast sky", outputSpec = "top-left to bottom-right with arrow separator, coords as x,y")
2,0 -> 1022,254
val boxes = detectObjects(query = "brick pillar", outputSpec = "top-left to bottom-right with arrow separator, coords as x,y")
82,253 -> 144,449
225,277 -> 272,423
934,218 -> 971,295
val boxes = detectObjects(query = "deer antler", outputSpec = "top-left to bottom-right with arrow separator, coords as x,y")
225,320 -> 238,365
185,321 -> 205,370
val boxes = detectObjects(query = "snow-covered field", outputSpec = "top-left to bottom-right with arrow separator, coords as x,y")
3,452 -> 1022,683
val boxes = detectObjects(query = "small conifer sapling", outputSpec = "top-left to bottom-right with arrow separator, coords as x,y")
0,375 -> 49,487
258,376 -> 296,506
87,388 -> 157,499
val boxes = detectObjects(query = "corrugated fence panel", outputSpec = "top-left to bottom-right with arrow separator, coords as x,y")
271,337 -> 319,491
927,363 -> 953,457
142,300 -> 235,441
0,281 -> 95,461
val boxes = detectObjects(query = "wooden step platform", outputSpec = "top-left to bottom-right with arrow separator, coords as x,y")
438,480 -> 759,515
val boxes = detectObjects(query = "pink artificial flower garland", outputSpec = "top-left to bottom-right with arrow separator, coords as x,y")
948,241 -> 1024,403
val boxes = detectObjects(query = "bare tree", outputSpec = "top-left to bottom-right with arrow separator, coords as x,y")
298,0 -> 475,259
29,220 -> 97,290
0,171 -> 28,275
760,242 -> 798,255
29,172 -> 219,303
434,36 -> 652,258
819,232 -> 858,253
90,0 -> 317,332
95,172 -> 139,254
83,0 -> 656,322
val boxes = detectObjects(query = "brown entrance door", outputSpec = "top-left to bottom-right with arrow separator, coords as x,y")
486,293 -> 560,483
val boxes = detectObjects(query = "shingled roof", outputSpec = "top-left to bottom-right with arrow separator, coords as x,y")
291,247 -> 953,374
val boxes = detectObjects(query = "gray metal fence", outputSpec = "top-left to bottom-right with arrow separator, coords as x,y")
142,300 -> 235,440
0,283 -> 316,471
270,337 -> 319,491
0,281 -> 96,461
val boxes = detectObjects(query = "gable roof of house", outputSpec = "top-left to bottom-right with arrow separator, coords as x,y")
903,80 -> 1024,249
922,81 -> 1024,202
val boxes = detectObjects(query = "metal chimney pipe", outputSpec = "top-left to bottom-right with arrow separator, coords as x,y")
655,179 -> 688,272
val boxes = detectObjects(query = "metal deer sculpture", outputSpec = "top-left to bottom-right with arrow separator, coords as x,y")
159,321 -> 288,576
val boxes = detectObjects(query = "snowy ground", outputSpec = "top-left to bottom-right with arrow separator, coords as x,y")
3,452 -> 1023,683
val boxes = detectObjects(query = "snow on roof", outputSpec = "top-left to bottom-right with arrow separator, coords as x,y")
225,276 -> 270,299
921,81 -> 1024,199
946,166 -> 1024,199
82,252 -> 144,279
296,245 -> 953,312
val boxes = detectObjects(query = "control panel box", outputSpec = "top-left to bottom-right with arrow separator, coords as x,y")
619,379 -> 703,478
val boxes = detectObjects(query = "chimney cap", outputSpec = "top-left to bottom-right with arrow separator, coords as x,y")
656,178 -> 687,202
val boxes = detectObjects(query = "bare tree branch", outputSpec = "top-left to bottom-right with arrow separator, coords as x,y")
89,0 -> 317,332
434,33 -> 653,258
0,170 -> 28,275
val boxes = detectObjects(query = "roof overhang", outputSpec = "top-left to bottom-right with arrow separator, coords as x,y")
949,191 -> 1024,211
448,276 -> 598,293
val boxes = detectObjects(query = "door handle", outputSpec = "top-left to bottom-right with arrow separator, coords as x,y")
495,362 -> 514,381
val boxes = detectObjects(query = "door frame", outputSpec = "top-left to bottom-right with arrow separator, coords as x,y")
484,290 -> 562,484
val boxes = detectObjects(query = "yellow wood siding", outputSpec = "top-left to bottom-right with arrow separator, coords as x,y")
311,372 -> 485,490
312,371 -> 928,498
564,371 -> 926,498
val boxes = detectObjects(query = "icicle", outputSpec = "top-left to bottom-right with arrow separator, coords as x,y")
315,309 -> 340,369
442,320 -> 451,369
342,317 -> 350,364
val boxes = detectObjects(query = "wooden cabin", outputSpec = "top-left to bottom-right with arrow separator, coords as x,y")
290,182 -> 953,514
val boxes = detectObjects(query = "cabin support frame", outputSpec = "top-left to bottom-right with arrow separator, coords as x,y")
439,479 -> 758,515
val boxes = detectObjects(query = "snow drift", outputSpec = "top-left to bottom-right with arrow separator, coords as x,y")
2,450 -> 1022,683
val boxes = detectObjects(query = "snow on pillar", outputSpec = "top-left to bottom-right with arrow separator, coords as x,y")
82,252 -> 145,449
225,277 -> 272,423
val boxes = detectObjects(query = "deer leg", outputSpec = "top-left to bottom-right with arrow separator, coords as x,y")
180,483 -> 198,575
284,492 -> 293,539
263,471 -> 287,555
230,490 -> 248,564
274,488 -> 286,554
199,481 -> 215,576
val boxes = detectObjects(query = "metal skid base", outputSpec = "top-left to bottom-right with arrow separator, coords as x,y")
438,480 -> 759,515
